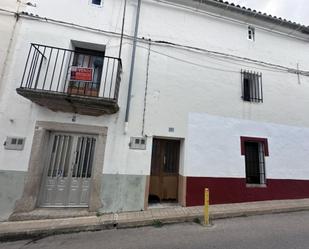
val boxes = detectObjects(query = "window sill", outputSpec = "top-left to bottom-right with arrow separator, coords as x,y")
90,4 -> 103,8
242,99 -> 263,103
246,184 -> 267,188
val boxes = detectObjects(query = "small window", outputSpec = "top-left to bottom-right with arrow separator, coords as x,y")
240,137 -> 268,185
90,0 -> 103,6
248,26 -> 255,41
241,70 -> 263,103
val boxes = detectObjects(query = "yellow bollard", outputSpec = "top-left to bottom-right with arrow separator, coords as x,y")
204,188 -> 209,225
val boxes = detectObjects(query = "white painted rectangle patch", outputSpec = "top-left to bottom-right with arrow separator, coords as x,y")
186,113 -> 309,180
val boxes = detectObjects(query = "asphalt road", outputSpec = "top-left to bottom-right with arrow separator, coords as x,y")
2,211 -> 309,249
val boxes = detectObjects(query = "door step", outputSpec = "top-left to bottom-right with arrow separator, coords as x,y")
148,202 -> 180,209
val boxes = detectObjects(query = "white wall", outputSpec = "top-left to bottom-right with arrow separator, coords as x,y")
138,0 -> 309,69
0,0 -> 308,179
186,113 -> 309,180
0,3 -> 155,174
26,0 -> 136,37
139,44 -> 309,138
0,0 -> 22,97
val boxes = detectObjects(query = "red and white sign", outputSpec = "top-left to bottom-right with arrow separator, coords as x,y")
70,67 -> 93,82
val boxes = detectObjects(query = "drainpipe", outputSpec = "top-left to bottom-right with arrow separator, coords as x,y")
124,0 -> 141,134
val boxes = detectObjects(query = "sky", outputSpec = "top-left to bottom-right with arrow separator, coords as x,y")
231,0 -> 309,26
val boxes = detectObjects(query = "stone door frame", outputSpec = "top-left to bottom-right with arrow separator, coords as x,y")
13,121 -> 107,214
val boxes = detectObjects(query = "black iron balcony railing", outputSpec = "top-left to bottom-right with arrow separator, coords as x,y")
17,44 -> 122,115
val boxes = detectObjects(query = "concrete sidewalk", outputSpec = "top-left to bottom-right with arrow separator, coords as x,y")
1,198 -> 309,241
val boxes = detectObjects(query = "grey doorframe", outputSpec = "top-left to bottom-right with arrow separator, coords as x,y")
13,121 -> 107,214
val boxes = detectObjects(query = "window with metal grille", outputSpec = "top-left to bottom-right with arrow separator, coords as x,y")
72,136 -> 96,178
241,70 -> 263,103
244,142 -> 265,184
47,135 -> 96,178
240,137 -> 268,185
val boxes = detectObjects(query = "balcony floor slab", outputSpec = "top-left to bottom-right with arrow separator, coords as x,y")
16,88 -> 119,116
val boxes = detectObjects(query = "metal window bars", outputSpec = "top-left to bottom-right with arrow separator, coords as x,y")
244,141 -> 266,185
20,43 -> 122,100
48,135 -> 73,178
47,135 -> 96,179
241,70 -> 263,103
72,137 -> 96,178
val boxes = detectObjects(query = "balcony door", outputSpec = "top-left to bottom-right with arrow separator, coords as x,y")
68,48 -> 104,97
39,132 -> 97,207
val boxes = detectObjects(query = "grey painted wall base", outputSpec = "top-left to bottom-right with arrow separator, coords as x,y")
0,170 -> 26,221
100,174 -> 147,213
0,172 -> 146,220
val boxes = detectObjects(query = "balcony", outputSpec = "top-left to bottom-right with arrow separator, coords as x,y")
17,44 -> 122,116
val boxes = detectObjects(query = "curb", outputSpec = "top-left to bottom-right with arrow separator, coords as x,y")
0,222 -> 116,242
211,206 -> 309,220
1,206 -> 309,242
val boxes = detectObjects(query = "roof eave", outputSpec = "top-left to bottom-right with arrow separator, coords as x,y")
161,0 -> 309,39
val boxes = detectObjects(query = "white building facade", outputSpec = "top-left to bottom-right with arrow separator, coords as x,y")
0,0 -> 309,221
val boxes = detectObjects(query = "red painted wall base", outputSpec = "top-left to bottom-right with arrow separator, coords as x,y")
186,177 -> 309,206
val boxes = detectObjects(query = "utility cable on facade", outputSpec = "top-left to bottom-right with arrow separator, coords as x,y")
136,43 -> 308,76
136,44 -> 239,73
3,9 -> 309,77
148,40 -> 309,76
141,41 -> 151,136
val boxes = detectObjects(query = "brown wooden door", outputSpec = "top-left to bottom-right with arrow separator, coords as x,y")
149,139 -> 180,203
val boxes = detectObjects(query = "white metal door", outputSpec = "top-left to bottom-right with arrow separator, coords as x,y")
40,133 -> 96,207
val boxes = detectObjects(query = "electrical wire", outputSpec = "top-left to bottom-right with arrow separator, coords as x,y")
2,8 -> 309,76
137,44 -> 239,73
141,41 -> 151,136
148,40 -> 309,76
18,11 -> 309,76
136,43 -> 309,77
0,8 -> 17,15
200,53 -> 289,74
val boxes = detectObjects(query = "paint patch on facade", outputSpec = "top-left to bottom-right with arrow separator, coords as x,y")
186,113 -> 309,179
100,174 -> 147,213
0,170 -> 26,221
